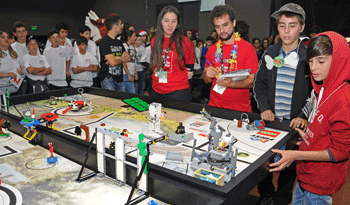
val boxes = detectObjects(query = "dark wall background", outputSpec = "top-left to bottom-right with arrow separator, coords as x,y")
199,0 -> 271,42
92,0 -> 200,34
0,0 -> 95,38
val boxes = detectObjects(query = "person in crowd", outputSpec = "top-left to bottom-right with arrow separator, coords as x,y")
73,25 -> 99,87
252,37 -> 264,61
70,36 -> 98,88
273,33 -> 281,45
44,29 -> 70,90
46,22 -> 73,82
190,37 -> 201,71
121,30 -> 137,93
123,22 -> 135,31
211,30 -> 218,42
0,31 -> 23,94
23,36 -> 51,93
9,33 -> 15,45
185,29 -> 192,39
11,22 -> 39,94
253,3 -> 312,205
197,39 -> 204,48
303,25 -> 322,46
203,5 -> 258,112
270,31 -> 350,205
138,30 -> 150,47
134,34 -> 146,94
235,20 -> 250,42
150,5 -> 194,102
98,14 -> 131,91
200,36 -> 215,70
262,37 -> 270,50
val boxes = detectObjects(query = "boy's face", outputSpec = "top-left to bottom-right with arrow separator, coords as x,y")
141,35 -> 147,43
253,40 -> 260,49
27,39 -> 38,53
49,33 -> 60,47
135,37 -> 143,47
80,31 -> 91,41
277,15 -> 304,47
78,43 -> 87,53
213,14 -> 236,41
198,41 -> 203,47
206,40 -> 213,47
309,54 -> 332,82
114,20 -> 123,35
14,27 -> 27,42
59,29 -> 68,39
0,32 -> 10,48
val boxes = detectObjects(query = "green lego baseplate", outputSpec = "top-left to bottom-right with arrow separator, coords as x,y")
122,97 -> 149,112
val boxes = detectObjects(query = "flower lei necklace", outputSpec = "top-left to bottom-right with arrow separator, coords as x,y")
215,32 -> 241,73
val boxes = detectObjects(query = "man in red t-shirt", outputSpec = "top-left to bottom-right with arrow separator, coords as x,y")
203,5 -> 258,112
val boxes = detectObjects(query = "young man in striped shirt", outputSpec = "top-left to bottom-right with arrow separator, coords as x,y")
253,3 -> 312,205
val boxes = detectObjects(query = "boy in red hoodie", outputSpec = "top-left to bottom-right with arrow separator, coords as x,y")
270,31 -> 350,204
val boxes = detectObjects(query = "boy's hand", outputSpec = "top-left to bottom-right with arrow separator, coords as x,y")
205,66 -> 220,78
187,68 -> 193,79
128,74 -> 134,82
290,117 -> 308,132
295,128 -> 306,145
8,72 -> 17,78
269,149 -> 297,172
66,71 -> 71,77
134,72 -> 138,81
261,110 -> 275,121
16,68 -> 23,75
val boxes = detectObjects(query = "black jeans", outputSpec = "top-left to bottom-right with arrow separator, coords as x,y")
258,161 -> 297,205
150,88 -> 192,102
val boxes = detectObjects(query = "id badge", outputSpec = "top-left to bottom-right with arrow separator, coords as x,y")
158,71 -> 167,83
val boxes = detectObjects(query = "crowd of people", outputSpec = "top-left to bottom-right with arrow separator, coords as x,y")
0,3 -> 349,205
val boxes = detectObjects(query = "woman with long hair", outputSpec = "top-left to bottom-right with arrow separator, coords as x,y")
121,30 -> 137,93
150,5 -> 194,102
0,31 -> 23,94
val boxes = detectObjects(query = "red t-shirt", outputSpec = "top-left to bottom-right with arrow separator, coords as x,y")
205,39 -> 258,112
151,36 -> 194,94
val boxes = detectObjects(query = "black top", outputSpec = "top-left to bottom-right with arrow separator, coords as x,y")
98,35 -> 125,82
253,41 -> 312,119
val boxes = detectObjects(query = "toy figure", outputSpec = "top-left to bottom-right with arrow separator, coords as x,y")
137,134 -> 147,174
47,142 -> 58,164
175,122 -> 185,134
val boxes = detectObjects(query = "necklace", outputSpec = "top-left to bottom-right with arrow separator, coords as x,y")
215,32 -> 241,73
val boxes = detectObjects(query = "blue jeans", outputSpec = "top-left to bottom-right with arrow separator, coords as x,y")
292,182 -> 332,205
101,77 -> 122,91
119,74 -> 136,93
135,71 -> 145,95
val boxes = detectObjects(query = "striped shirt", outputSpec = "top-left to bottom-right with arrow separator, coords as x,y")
275,48 -> 299,120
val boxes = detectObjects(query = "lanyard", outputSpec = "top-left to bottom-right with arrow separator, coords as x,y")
220,43 -> 225,74
161,47 -> 170,70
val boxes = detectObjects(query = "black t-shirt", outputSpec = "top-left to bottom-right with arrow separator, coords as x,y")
98,35 -> 125,82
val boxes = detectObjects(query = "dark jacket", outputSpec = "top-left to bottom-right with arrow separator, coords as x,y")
253,40 -> 312,119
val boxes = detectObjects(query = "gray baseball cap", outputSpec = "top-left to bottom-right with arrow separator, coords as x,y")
271,3 -> 306,21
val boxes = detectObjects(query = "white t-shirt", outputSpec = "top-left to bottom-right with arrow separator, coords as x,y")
11,41 -> 40,69
123,43 -> 136,75
194,47 -> 202,70
22,54 -> 50,81
46,38 -> 73,61
140,46 -> 151,64
70,52 -> 98,88
135,45 -> 145,72
73,39 -> 98,78
0,50 -> 21,93
43,46 -> 68,87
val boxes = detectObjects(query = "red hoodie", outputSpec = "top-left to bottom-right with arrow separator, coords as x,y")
297,32 -> 350,195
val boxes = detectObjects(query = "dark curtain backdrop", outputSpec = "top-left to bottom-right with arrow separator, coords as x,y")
271,0 -> 350,37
